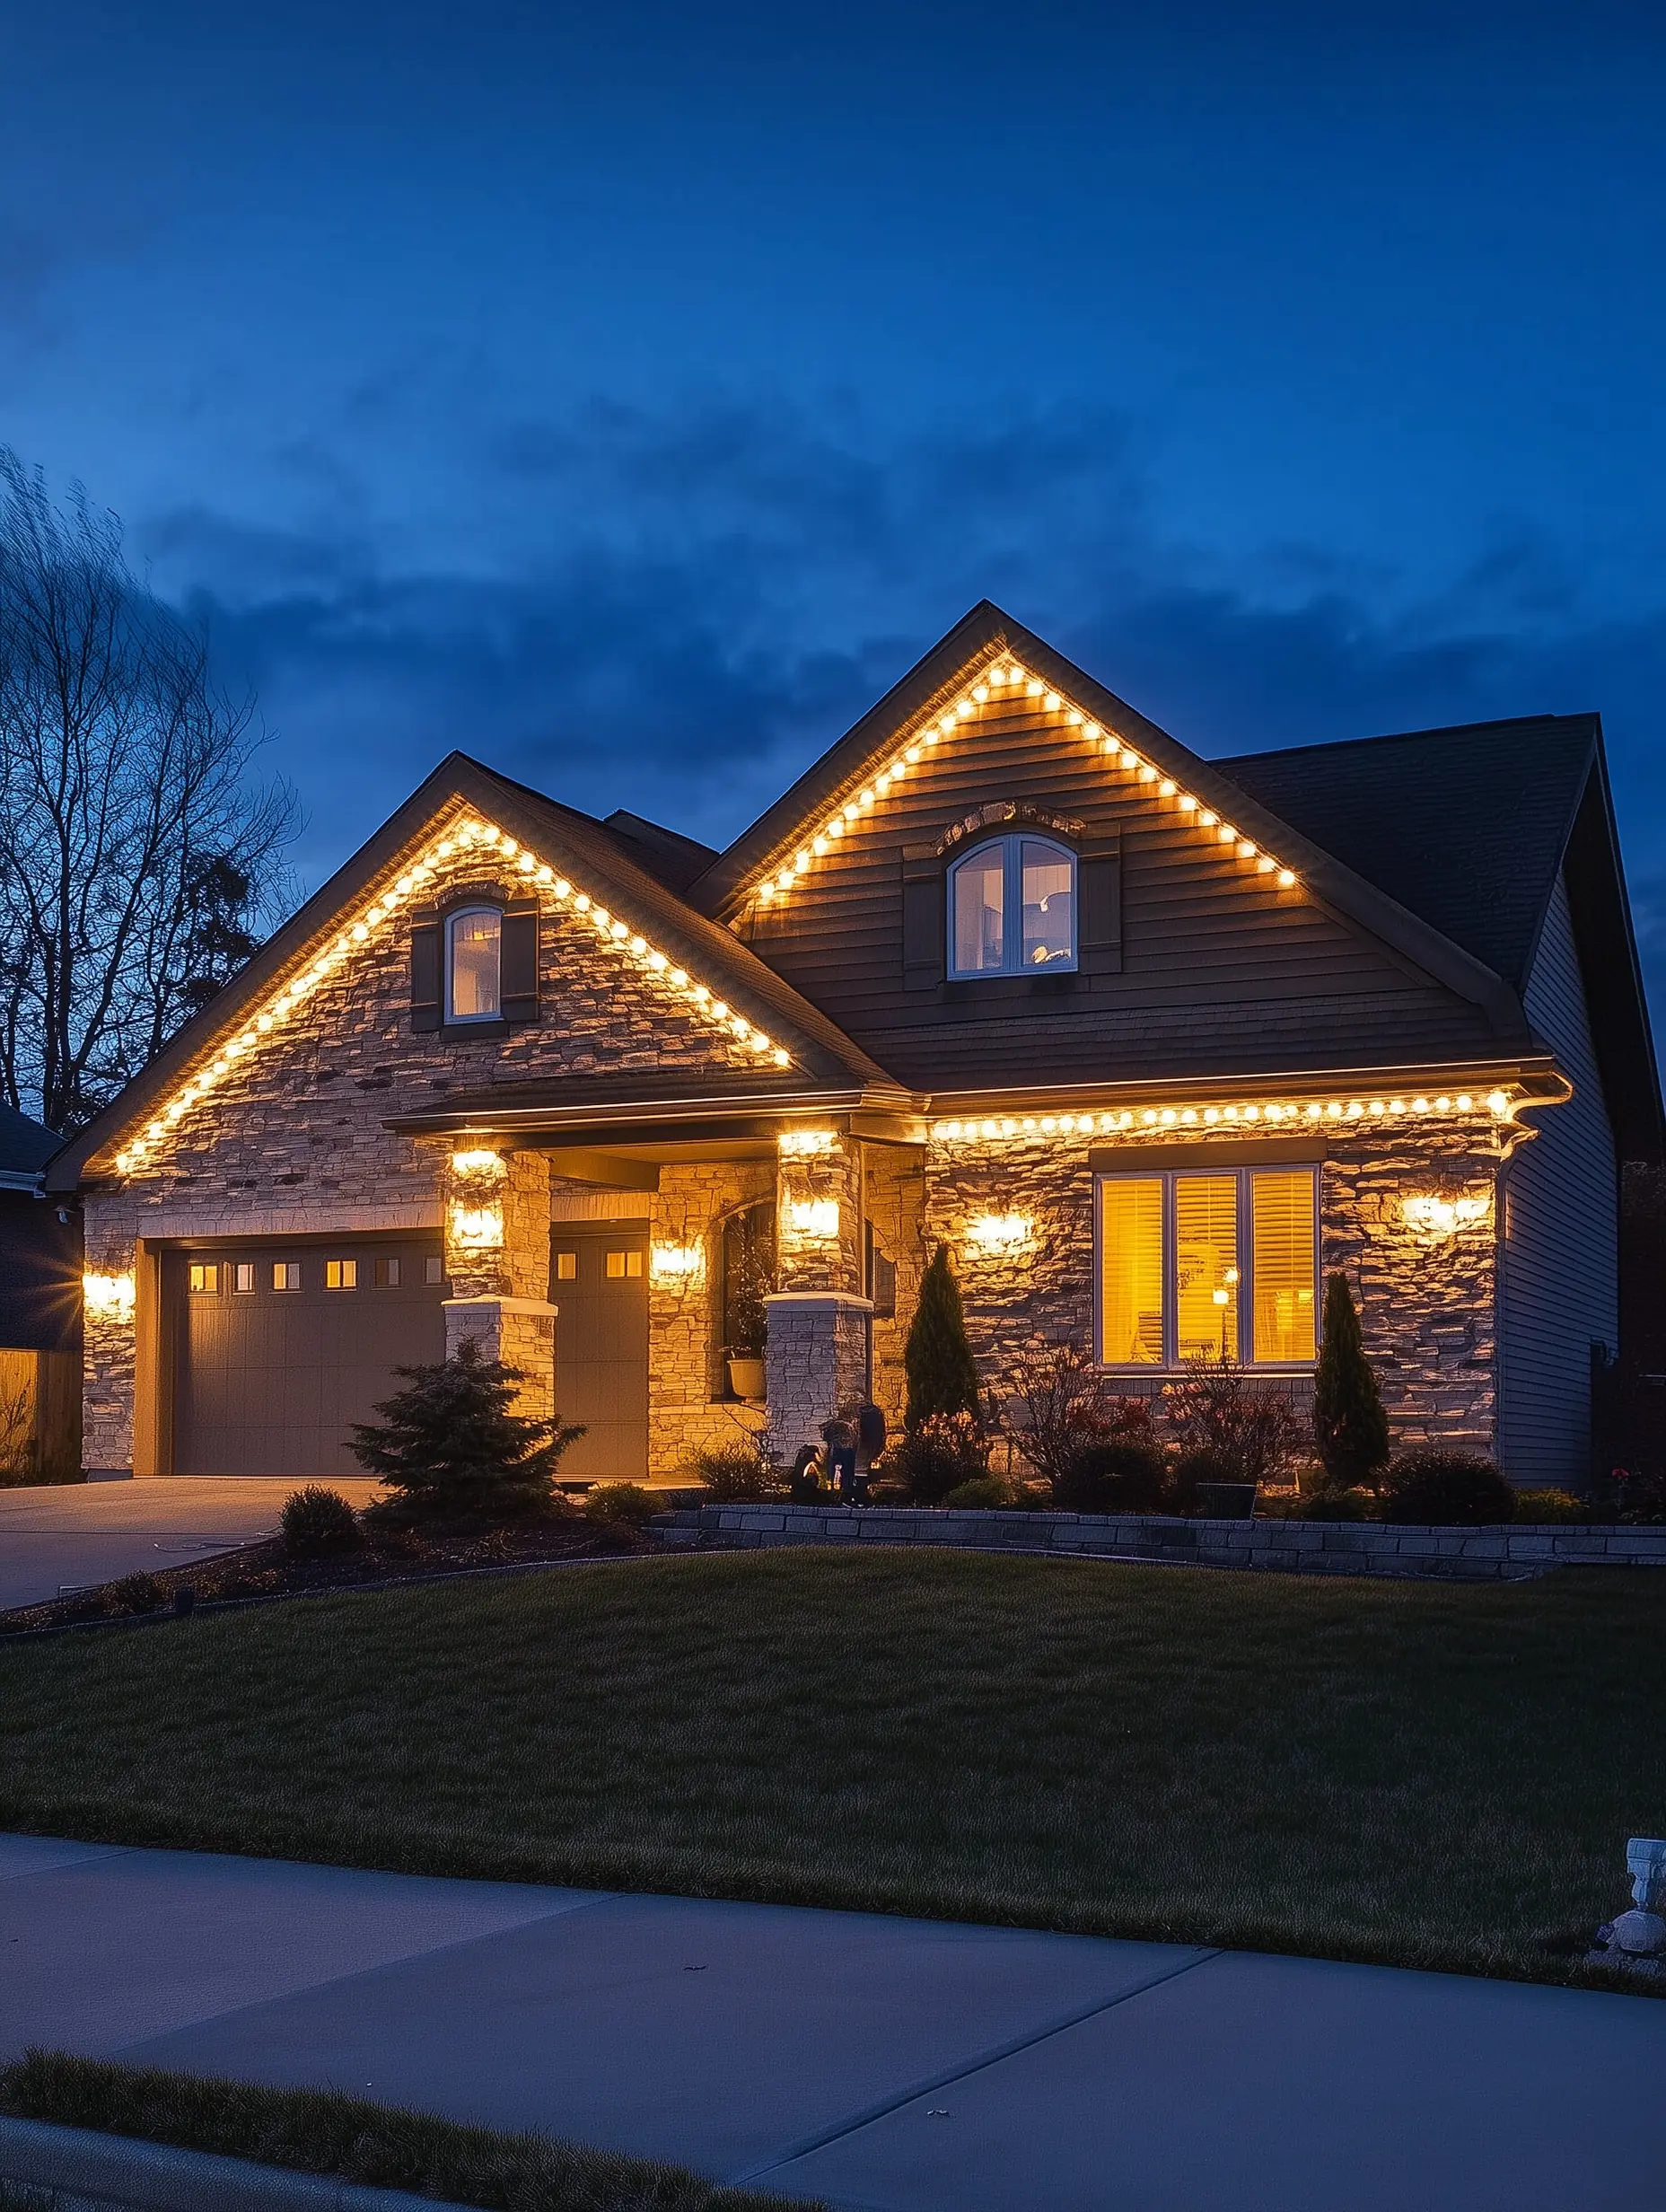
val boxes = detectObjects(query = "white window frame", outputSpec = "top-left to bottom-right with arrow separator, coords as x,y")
1094,1164 -> 1320,1372
445,904 -> 504,1023
946,833 -> 1078,979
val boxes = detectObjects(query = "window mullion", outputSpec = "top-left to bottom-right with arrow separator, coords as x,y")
1005,836 -> 1020,974
1239,1170 -> 1253,1366
1163,1171 -> 1177,1369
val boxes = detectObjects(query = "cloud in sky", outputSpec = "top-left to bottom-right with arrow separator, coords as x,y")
132,391 -> 1666,1008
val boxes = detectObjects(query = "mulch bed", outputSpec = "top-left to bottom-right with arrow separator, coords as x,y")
0,1511 -> 650,1637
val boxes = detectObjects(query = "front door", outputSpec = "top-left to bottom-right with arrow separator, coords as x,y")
549,1223 -> 651,1483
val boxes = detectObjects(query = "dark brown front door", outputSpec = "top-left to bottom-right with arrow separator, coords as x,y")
170,1237 -> 446,1479
550,1223 -> 650,1483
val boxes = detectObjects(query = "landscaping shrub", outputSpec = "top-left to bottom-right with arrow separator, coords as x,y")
688,1441 -> 778,1501
941,1475 -> 1015,1509
583,1483 -> 660,1529
1512,1488 -> 1589,1524
903,1246 -> 980,1426
1312,1272 -> 1390,1489
883,1410 -> 989,1504
350,1340 -> 583,1523
1381,1450 -> 1515,1525
1053,1439 -> 1168,1514
1162,1356 -> 1300,1488
279,1485 -> 363,1559
101,1573 -> 163,1617
1001,1342 -> 1157,1493
1285,1486 -> 1373,1522
1614,1469 -> 1666,1523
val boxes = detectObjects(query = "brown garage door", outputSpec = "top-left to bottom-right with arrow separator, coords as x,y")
549,1223 -> 649,1484
170,1237 -> 447,1479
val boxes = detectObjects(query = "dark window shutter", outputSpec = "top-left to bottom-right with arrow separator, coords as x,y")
901,844 -> 944,991
501,903 -> 540,1024
1078,830 -> 1122,976
410,920 -> 442,1031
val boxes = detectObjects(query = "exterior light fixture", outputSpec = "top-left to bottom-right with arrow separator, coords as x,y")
787,1199 -> 839,1237
650,1243 -> 704,1282
450,1204 -> 504,1251
969,1212 -> 1031,1252
83,1271 -> 136,1320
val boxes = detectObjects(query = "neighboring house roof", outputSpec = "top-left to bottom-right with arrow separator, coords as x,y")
0,1100 -> 61,1181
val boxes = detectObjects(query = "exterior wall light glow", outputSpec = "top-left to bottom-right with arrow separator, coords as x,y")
744,649 -> 1303,914
650,1243 -> 705,1282
787,1198 -> 839,1237
109,809 -> 794,1178
969,1212 -> 1031,1252
1402,1193 -> 1491,1241
450,1204 -> 504,1251
777,1129 -> 837,1155
83,1270 -> 136,1320
450,1149 -> 505,1178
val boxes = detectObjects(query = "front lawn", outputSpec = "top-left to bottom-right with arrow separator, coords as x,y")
0,1549 -> 1660,1987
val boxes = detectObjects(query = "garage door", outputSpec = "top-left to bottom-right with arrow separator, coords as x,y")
549,1223 -> 649,1484
170,1238 -> 446,1479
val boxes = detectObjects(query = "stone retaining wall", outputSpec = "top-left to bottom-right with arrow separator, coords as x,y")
655,1501 -> 1666,1581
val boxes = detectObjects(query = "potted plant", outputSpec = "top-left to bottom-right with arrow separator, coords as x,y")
723,1219 -> 772,1401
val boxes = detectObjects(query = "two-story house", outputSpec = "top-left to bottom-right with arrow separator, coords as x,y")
50,604 -> 1661,1491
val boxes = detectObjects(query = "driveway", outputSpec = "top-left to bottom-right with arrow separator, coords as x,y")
2,1834 -> 1662,2210
0,1478 -> 384,1611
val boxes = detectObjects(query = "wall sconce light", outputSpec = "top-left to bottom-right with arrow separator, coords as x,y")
450,1204 -> 504,1251
1402,1192 -> 1491,1241
778,1130 -> 837,1156
451,1148 -> 506,1179
969,1212 -> 1032,1253
787,1198 -> 839,1237
83,1270 -> 136,1320
650,1242 -> 705,1282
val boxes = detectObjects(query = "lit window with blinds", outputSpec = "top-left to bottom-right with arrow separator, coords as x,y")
1098,1165 -> 1318,1367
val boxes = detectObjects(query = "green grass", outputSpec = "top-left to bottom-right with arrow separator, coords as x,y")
0,1549 -> 1661,1987
0,2050 -> 812,2211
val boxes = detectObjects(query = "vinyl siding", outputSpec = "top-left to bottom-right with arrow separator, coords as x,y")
1501,869 -> 1618,1487
741,698 -> 1504,1089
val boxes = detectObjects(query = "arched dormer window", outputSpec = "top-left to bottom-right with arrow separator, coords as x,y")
446,905 -> 503,1022
948,834 -> 1076,978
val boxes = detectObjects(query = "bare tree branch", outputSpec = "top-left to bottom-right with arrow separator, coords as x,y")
0,452 -> 299,1130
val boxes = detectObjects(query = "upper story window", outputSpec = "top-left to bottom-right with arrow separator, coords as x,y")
446,907 -> 502,1022
948,835 -> 1076,978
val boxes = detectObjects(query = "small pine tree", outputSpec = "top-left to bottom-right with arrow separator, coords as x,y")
904,1243 -> 981,1429
1312,1270 -> 1390,1488
350,1339 -> 583,1521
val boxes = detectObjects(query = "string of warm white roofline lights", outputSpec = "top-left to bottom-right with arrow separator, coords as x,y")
747,655 -> 1302,912
112,815 -> 792,1176
934,1089 -> 1519,1143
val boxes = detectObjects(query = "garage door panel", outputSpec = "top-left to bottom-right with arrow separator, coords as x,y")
549,1225 -> 649,1483
171,1242 -> 446,1479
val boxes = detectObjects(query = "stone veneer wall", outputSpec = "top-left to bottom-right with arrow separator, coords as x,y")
646,1159 -> 773,1479
920,1116 -> 1506,1463
863,1143 -> 927,1435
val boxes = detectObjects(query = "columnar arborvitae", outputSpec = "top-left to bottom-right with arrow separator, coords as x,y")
904,1243 -> 981,1428
1312,1270 -> 1390,1488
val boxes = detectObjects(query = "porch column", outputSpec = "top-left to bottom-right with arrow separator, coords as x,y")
441,1145 -> 556,1421
766,1134 -> 871,1462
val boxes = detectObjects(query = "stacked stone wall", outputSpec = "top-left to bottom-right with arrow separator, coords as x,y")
863,1144 -> 928,1435
647,1160 -> 773,1479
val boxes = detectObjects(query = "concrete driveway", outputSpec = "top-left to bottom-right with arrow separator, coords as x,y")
3,1834 -> 1662,2210
0,1477 -> 384,1611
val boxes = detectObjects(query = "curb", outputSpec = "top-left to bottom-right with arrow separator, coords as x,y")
0,2113 -> 477,2211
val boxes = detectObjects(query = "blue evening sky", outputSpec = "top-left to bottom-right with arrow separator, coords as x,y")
5,1 -> 1666,1002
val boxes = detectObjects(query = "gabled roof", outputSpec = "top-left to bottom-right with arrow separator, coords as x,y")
696,601 -> 1533,1044
1219,715 -> 1598,992
0,1101 -> 61,1181
600,810 -> 719,895
48,754 -> 899,1191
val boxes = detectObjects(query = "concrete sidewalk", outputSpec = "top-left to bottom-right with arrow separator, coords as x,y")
2,1835 -> 1662,2211
0,1479 -> 384,1611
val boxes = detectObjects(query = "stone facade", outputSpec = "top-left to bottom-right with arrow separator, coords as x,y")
646,1158 -> 773,1476
764,1291 -> 874,1464
442,1147 -> 556,1419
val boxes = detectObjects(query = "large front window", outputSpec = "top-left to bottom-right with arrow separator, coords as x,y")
948,835 -> 1076,977
447,907 -> 502,1022
1098,1166 -> 1318,1367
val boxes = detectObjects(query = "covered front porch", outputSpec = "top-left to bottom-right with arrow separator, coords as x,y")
392,1090 -> 929,1483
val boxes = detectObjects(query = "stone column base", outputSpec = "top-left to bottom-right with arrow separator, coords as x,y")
764,1292 -> 873,1465
443,1295 -> 557,1422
